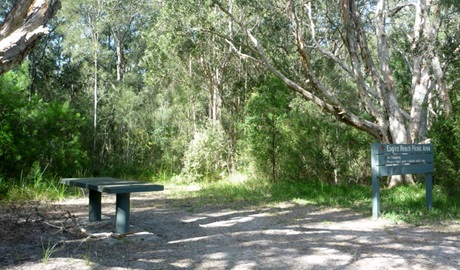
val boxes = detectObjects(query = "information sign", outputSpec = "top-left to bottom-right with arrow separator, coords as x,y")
371,143 -> 434,219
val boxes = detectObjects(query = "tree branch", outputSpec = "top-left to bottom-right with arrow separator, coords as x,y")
214,0 -> 383,140
0,0 -> 61,75
387,3 -> 414,18
305,1 -> 382,121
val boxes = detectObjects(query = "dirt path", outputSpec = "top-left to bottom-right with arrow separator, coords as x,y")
1,190 -> 459,269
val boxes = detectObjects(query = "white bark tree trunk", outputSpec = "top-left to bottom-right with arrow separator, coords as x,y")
116,38 -> 123,82
0,0 -> 60,75
92,33 -> 99,174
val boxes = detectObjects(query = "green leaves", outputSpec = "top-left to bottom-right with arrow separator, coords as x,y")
240,75 -> 373,183
182,123 -> 231,182
0,65 -> 87,180
430,112 -> 460,198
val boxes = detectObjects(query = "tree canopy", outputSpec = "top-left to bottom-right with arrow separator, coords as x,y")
212,0 -> 452,145
1,0 -> 460,189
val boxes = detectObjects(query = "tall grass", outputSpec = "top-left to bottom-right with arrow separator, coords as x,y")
0,175 -> 69,202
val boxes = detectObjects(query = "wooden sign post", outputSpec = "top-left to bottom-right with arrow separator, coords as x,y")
371,143 -> 434,219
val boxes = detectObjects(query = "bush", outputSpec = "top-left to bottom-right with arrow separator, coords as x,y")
429,113 -> 460,198
181,123 -> 231,182
239,76 -> 372,184
0,64 -> 88,181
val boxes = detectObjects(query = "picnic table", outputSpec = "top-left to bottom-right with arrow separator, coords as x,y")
62,177 -> 164,234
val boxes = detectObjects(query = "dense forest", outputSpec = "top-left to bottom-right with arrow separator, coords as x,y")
1,0 -> 460,198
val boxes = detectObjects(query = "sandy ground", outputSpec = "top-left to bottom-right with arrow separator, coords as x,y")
1,189 -> 459,270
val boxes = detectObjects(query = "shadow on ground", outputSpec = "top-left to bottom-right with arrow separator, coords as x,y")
1,191 -> 459,270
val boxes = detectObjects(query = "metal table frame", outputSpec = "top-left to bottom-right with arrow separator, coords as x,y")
62,177 -> 164,234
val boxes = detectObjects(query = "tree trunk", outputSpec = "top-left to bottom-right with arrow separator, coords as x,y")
116,38 -> 123,82
0,0 -> 61,75
212,67 -> 222,123
93,42 -> 99,174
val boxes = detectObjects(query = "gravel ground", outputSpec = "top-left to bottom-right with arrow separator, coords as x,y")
1,189 -> 459,270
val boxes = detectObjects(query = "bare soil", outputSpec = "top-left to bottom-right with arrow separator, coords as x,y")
1,189 -> 459,270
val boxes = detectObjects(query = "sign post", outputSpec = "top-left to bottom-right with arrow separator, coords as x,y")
371,143 -> 434,219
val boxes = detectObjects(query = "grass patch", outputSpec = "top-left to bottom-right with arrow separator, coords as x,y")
166,174 -> 460,225
168,176 -> 370,210
4,169 -> 459,226
0,176 -> 72,202
380,184 -> 460,224
41,237 -> 61,263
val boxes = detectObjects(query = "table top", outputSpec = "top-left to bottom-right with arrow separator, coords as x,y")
62,177 -> 164,194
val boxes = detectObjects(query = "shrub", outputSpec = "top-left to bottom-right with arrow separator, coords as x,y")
429,113 -> 460,198
0,63 -> 88,181
181,123 -> 231,182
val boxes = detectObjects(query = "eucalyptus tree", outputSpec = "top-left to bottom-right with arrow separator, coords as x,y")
154,1 -> 237,126
0,0 -> 60,74
102,0 -> 147,82
141,1 -> 253,173
59,0 -> 109,172
58,0 -> 154,173
140,1 -> 210,171
210,0 -> 454,186
426,0 -> 460,194
439,0 -> 460,96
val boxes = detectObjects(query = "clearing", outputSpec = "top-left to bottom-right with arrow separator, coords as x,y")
1,188 -> 459,269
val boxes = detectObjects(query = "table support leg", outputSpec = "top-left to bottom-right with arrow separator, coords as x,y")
372,175 -> 380,219
89,189 -> 102,221
426,173 -> 433,209
115,193 -> 130,234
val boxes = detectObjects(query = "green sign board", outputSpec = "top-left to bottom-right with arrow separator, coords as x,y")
371,143 -> 434,219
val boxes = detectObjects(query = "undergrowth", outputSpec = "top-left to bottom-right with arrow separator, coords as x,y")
0,176 -> 73,202
2,170 -> 459,226
167,174 -> 460,225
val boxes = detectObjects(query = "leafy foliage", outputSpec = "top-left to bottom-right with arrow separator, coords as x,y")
0,64 -> 87,181
182,123 -> 231,182
241,76 -> 372,183
2,0 -> 460,205
429,109 -> 460,198
242,76 -> 310,182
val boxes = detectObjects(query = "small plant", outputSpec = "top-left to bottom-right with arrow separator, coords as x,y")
84,243 -> 91,266
41,237 -> 60,263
